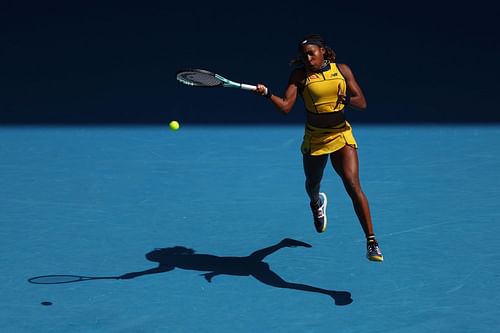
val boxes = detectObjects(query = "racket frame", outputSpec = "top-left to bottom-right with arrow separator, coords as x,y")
28,274 -> 117,284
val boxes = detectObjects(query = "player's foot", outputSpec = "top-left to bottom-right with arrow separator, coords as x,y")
310,192 -> 327,233
366,239 -> 383,262
330,291 -> 353,306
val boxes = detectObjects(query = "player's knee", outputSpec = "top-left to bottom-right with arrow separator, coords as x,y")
344,177 -> 361,195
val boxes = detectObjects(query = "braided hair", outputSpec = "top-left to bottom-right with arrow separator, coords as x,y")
290,34 -> 337,68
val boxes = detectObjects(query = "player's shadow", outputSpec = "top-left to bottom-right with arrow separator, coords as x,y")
119,238 -> 352,306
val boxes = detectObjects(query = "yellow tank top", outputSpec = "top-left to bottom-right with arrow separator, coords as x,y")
301,63 -> 347,114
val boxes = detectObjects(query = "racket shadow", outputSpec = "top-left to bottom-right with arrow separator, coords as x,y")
120,238 -> 353,306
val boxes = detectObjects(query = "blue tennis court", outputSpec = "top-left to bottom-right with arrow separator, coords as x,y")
1,124 -> 499,332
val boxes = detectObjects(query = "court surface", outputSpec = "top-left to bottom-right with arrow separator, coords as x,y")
1,124 -> 499,332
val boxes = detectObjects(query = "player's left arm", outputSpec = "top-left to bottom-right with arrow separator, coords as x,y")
337,63 -> 367,110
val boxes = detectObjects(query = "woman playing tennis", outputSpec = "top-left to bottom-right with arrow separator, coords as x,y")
255,34 -> 383,262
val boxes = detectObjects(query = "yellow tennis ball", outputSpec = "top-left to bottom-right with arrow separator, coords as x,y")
169,120 -> 180,131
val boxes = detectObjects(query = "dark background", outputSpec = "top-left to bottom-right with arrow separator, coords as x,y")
1,1 -> 498,125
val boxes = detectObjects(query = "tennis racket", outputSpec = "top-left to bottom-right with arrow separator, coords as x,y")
176,69 -> 259,92
28,274 -> 119,284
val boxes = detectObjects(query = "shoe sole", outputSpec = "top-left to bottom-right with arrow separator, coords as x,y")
367,255 -> 384,262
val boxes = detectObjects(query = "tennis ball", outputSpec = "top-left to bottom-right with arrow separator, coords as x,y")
169,120 -> 180,131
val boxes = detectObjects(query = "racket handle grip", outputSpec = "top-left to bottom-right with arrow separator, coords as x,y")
240,83 -> 257,91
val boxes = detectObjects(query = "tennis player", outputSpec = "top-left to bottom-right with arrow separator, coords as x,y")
255,34 -> 383,262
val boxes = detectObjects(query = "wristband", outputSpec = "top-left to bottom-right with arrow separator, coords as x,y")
264,88 -> 272,99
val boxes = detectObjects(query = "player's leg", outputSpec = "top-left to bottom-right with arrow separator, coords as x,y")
251,268 -> 352,305
330,145 -> 383,261
248,239 -> 311,262
303,153 -> 329,233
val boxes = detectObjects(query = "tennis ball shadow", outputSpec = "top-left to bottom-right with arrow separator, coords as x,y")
119,238 -> 353,306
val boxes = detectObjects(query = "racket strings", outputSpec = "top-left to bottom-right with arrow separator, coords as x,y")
176,71 -> 221,87
28,275 -> 83,284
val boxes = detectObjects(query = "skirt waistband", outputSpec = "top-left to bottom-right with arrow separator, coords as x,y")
305,120 -> 348,133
